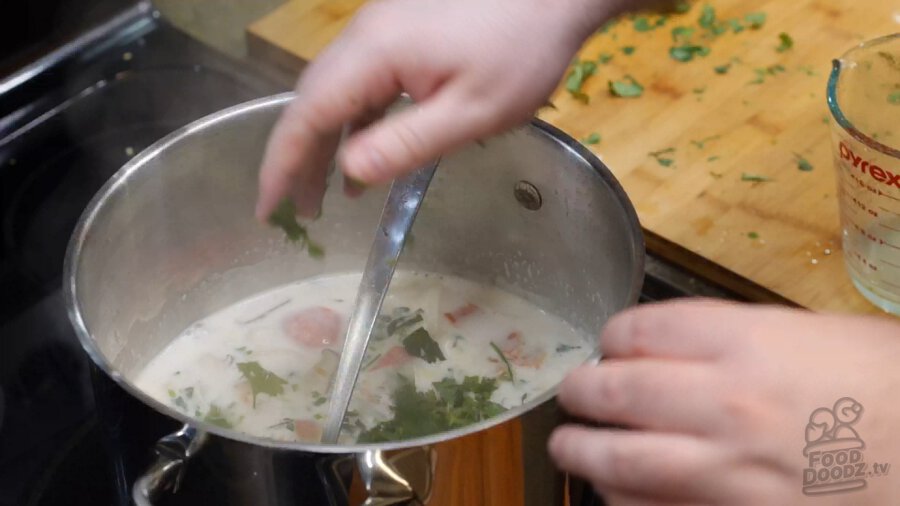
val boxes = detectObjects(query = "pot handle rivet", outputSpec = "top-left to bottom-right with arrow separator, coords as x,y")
514,181 -> 542,211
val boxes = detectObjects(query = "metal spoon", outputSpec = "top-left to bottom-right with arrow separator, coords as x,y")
322,160 -> 439,443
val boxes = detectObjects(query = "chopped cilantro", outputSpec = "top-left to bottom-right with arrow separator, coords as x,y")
776,32 -> 794,53
203,404 -> 233,429
268,199 -> 324,259
490,342 -> 515,383
698,4 -> 716,29
889,91 -> 900,105
237,361 -> 288,408
709,171 -> 724,178
650,147 -> 676,167
597,53 -> 614,64
691,135 -> 720,149
402,327 -> 446,363
634,17 -> 653,32
727,19 -> 744,33
621,46 -> 636,55
748,232 -> 760,239
582,132 -> 602,145
796,154 -> 814,172
674,1 -> 691,13
708,156 -> 721,162
741,172 -> 773,182
313,396 -> 327,406
565,60 -> 597,102
670,45 -> 710,62
745,12 -> 767,29
357,375 -> 506,443
693,86 -> 707,95
555,344 -> 582,353
672,26 -> 695,42
714,63 -> 731,74
609,76 -> 644,98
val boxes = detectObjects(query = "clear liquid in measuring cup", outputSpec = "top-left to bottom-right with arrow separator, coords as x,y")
829,34 -> 900,313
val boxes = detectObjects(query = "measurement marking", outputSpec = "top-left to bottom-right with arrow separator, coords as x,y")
879,206 -> 900,216
880,223 -> 900,233
883,241 -> 900,251
878,278 -> 900,292
881,259 -> 900,270
880,191 -> 900,202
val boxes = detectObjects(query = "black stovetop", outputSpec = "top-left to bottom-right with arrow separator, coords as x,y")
0,5 -> 739,506
0,6 -> 290,505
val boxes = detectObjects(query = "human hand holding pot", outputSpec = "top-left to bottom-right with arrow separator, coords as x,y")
550,299 -> 900,505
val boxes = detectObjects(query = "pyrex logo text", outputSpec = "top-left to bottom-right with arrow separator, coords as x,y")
840,142 -> 900,189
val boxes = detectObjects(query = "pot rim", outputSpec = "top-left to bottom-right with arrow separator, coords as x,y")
63,92 -> 645,453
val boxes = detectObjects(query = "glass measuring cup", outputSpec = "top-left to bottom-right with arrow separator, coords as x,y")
828,33 -> 900,313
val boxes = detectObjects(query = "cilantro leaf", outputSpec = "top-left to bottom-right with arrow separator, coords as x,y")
727,19 -> 744,33
671,26 -> 695,42
776,32 -> 794,53
597,53 -> 614,64
203,404 -> 233,428
748,232 -> 760,239
670,45 -> 710,62
621,46 -> 636,55
357,375 -> 506,443
674,1 -> 691,13
649,147 -> 676,167
714,63 -> 731,74
741,172 -> 773,182
581,132 -> 602,145
237,361 -> 288,408
796,154 -> 814,172
565,60 -> 598,102
268,199 -> 325,259
402,328 -> 446,363
634,17 -> 653,32
744,12 -> 767,29
609,76 -> 644,98
889,91 -> 900,104
698,4 -> 716,29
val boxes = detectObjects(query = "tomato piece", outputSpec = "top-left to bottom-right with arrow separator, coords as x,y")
293,419 -> 323,441
443,303 -> 480,325
371,346 -> 413,370
283,307 -> 342,348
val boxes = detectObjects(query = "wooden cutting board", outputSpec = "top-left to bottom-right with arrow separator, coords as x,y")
247,0 -> 900,314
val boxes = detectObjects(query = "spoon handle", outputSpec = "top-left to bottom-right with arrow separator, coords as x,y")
322,160 -> 439,443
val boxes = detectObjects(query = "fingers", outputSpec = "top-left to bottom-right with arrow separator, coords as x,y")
604,493 -> 704,506
337,86 -> 499,185
256,30 -> 404,220
601,299 -> 755,360
557,360 -> 718,434
548,426 -> 724,502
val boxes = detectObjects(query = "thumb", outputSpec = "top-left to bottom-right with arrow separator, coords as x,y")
337,88 -> 499,184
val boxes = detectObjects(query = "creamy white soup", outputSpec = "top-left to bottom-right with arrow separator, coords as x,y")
136,272 -> 592,444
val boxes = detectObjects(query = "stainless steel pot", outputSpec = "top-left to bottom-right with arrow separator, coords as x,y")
64,93 -> 644,505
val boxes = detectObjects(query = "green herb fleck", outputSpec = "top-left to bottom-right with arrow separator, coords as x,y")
741,172 -> 773,182
621,46 -> 636,55
358,375 -> 506,443
402,328 -> 446,363
609,76 -> 644,98
672,26 -> 695,42
565,60 -> 598,102
674,1 -> 691,13
748,232 -> 760,239
698,4 -> 716,29
889,91 -> 900,105
203,404 -> 233,428
744,12 -> 767,29
634,17 -> 654,32
597,53 -> 614,65
268,199 -> 325,259
670,45 -> 710,62
581,132 -> 602,145
776,32 -> 794,53
796,154 -> 814,172
490,342 -> 515,383
691,135 -> 720,149
709,171 -> 724,178
714,63 -> 731,74
313,396 -> 327,406
727,19 -> 744,33
237,361 -> 288,408
649,147 -> 676,167
708,156 -> 721,162
555,344 -> 582,353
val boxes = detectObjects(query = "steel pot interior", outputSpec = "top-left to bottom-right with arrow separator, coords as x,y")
64,93 -> 644,453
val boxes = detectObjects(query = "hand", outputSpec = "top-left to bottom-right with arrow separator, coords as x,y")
549,299 -> 900,505
255,0 -> 617,220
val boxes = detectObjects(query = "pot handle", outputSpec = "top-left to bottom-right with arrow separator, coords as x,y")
132,424 -> 208,506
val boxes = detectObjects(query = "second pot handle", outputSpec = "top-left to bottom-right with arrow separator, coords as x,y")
132,424 -> 208,506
